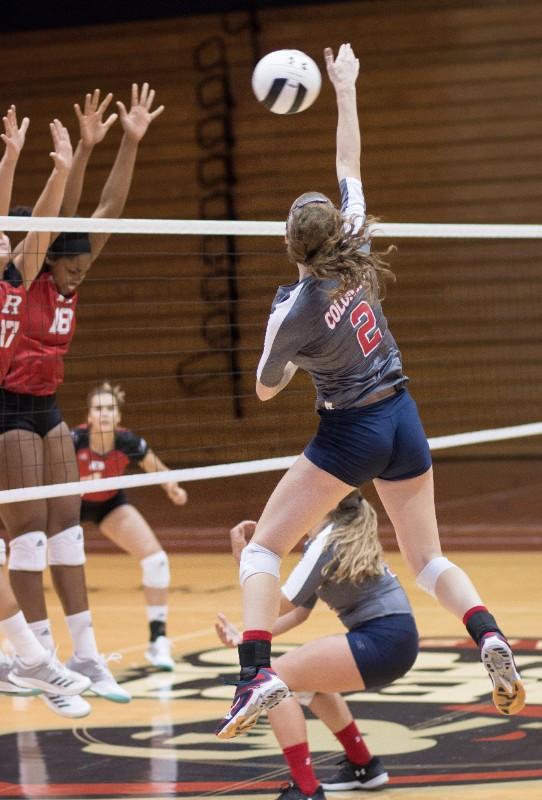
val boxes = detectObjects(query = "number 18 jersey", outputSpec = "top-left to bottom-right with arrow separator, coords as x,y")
3,269 -> 77,396
256,177 -> 407,410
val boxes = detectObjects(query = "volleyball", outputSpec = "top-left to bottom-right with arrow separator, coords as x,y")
251,49 -> 321,115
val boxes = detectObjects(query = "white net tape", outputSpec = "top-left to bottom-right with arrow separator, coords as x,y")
2,215 -> 542,239
0,394 -> 541,505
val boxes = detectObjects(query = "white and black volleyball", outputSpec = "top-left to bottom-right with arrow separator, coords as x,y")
251,49 -> 321,114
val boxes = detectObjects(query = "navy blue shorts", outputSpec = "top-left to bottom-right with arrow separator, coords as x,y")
304,389 -> 432,487
346,613 -> 419,690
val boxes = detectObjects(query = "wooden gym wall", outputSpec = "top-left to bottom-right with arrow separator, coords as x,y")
0,0 -> 541,550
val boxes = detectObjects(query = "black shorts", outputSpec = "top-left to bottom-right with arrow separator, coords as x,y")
346,612 -> 419,690
0,388 -> 62,438
80,490 -> 129,525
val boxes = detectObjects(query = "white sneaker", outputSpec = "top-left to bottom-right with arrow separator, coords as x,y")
41,693 -> 91,718
145,636 -> 175,671
0,659 -> 38,696
481,634 -> 526,715
66,653 -> 131,703
8,652 -> 91,696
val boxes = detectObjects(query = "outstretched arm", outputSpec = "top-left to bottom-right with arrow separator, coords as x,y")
139,448 -> 188,506
0,106 -> 29,216
14,120 -> 73,286
324,43 -> 361,183
89,82 -> 164,261
215,601 -> 311,647
61,89 -> 117,217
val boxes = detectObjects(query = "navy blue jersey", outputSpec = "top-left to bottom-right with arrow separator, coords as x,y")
257,178 -> 407,410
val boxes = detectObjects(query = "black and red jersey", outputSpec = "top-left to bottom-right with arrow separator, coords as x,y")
72,424 -> 149,502
3,268 -> 77,396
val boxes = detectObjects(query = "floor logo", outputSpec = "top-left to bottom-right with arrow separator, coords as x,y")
0,638 -> 541,797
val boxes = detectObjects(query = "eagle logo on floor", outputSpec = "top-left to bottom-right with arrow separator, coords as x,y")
0,638 -> 540,797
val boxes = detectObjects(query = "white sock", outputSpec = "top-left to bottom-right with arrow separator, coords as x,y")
0,612 -> 47,667
28,619 -> 56,653
146,605 -> 168,623
65,610 -> 99,661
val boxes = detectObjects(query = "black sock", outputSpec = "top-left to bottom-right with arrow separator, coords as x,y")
465,610 -> 503,646
149,619 -> 166,642
238,639 -> 271,681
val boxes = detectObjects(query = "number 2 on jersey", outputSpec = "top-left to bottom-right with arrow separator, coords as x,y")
350,300 -> 382,356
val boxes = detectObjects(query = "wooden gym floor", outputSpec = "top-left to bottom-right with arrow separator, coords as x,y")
0,547 -> 541,800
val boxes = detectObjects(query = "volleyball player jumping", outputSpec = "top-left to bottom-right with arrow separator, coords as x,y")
216,44 -> 524,739
0,109 -> 93,703
0,84 -> 164,718
73,381 -> 187,671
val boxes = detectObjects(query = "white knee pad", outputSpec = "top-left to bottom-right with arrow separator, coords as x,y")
8,531 -> 47,572
416,556 -> 457,598
0,538 -> 6,566
294,691 -> 315,707
141,550 -> 170,589
239,542 -> 281,585
48,526 -> 86,566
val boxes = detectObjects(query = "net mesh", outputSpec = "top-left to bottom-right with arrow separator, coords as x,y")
1,216 -> 541,503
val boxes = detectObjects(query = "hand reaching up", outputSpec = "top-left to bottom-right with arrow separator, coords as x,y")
1,105 -> 30,163
324,43 -> 360,91
49,119 -> 73,173
74,89 -> 118,148
117,83 -> 165,143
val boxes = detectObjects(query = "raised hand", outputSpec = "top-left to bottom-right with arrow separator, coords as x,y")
215,613 -> 242,648
0,233 -> 11,270
324,43 -> 360,90
117,82 -> 165,143
48,119 -> 73,172
74,89 -> 118,148
1,105 -> 30,162
229,520 -> 257,563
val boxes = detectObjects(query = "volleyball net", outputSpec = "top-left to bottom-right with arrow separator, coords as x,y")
0,214 -> 541,504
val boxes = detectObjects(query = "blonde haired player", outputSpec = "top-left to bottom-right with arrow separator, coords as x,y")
217,492 -> 418,798
72,382 -> 187,670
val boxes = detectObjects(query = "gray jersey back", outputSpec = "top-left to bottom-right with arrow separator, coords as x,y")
282,522 -> 413,630
257,178 -> 407,410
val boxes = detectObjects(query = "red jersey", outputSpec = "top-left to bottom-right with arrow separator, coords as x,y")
3,269 -> 77,396
0,268 -> 26,383
72,424 -> 149,502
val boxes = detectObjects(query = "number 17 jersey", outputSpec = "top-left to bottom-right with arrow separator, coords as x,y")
256,177 -> 408,410
0,265 -> 26,383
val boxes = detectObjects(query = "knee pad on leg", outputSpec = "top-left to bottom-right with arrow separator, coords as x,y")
294,691 -> 315,707
416,556 -> 457,598
8,531 -> 47,572
48,525 -> 86,566
0,538 -> 6,566
141,550 -> 170,589
239,542 -> 281,585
